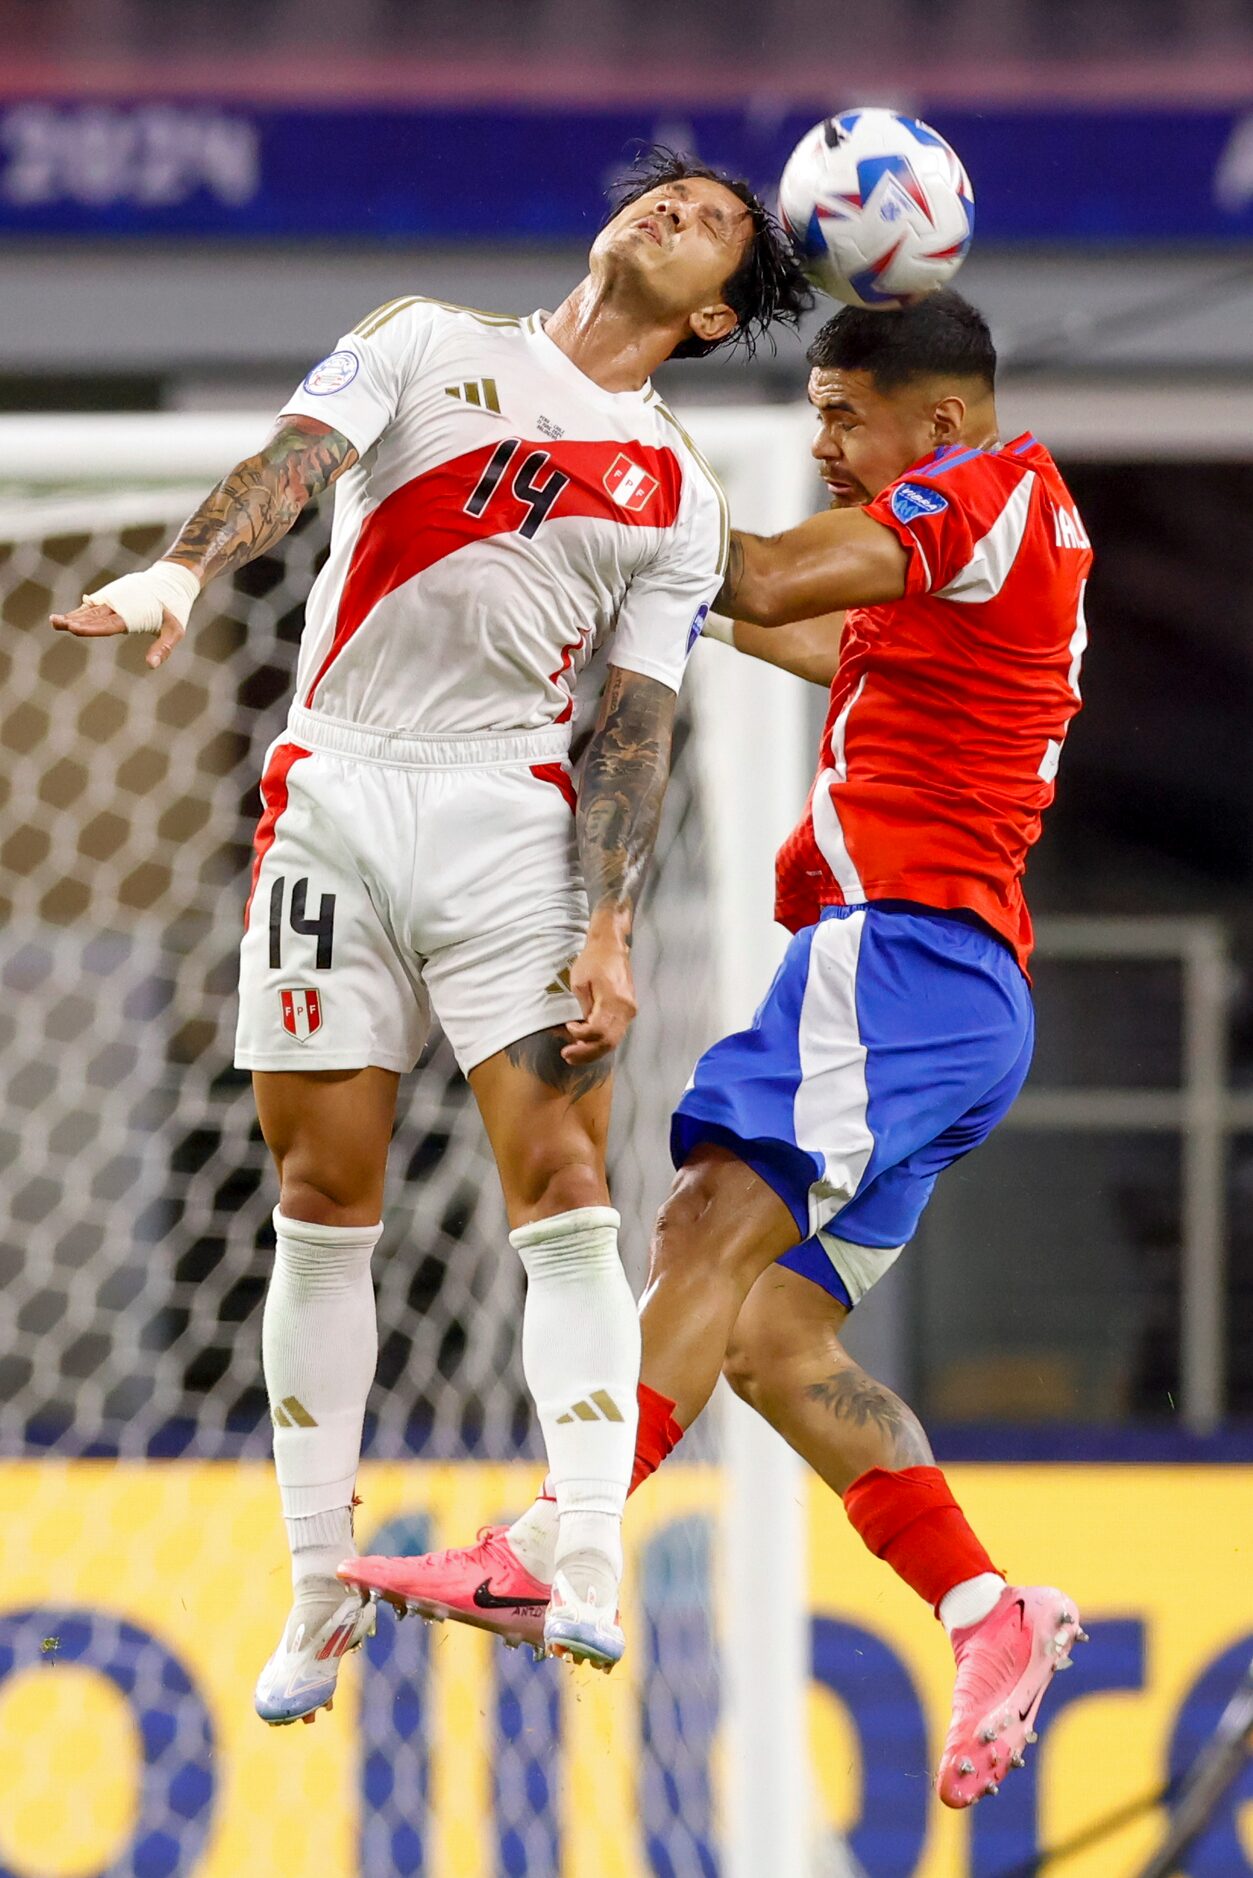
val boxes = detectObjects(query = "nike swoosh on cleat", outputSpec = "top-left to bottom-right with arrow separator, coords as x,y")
473,1578 -> 549,1612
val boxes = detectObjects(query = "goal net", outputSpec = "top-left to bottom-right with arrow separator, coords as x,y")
0,408 -> 821,1877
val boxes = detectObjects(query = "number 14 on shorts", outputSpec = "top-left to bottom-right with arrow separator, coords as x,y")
268,874 -> 337,971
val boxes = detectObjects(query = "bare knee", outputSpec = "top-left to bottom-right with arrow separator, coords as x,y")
722,1334 -> 762,1408
255,1068 -> 394,1226
264,1111 -> 386,1223
649,1148 -> 783,1289
722,1286 -> 812,1406
520,1156 -> 610,1221
275,1156 -> 382,1227
722,1263 -> 851,1403
503,1117 -> 609,1221
650,1161 -> 721,1271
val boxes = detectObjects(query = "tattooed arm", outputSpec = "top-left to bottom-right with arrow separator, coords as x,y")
715,506 -> 909,627
562,665 -> 677,1066
164,416 -> 356,584
50,416 -> 356,668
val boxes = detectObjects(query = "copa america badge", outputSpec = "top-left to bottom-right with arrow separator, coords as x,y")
302,350 -> 360,395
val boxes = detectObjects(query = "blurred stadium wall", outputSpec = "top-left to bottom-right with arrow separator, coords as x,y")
2,5 -> 1252,1876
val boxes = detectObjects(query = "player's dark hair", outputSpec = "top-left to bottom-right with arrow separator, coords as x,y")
807,290 -> 996,391
607,145 -> 813,361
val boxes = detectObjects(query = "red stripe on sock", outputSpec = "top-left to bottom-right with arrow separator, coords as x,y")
629,1381 -> 684,1495
842,1465 -> 1001,1614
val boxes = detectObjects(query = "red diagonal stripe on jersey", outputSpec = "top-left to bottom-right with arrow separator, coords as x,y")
244,741 -> 311,929
305,438 -> 683,706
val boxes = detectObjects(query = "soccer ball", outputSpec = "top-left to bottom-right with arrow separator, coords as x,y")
778,108 -> 974,310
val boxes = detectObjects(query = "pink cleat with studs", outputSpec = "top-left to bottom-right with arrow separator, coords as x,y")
935,1584 -> 1088,1807
337,1525 -> 551,1656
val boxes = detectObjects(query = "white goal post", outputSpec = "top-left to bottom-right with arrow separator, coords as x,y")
1,402 -> 825,1874
683,408 -> 818,1878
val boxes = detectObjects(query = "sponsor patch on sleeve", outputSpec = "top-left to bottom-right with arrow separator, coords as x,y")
302,350 -> 360,396
890,481 -> 949,524
686,602 -> 711,655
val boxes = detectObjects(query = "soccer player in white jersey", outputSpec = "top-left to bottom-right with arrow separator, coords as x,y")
51,148 -> 811,1719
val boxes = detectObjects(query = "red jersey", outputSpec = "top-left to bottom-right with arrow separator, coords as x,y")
774,435 -> 1092,970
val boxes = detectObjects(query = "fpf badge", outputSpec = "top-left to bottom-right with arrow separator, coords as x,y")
279,986 -> 322,1040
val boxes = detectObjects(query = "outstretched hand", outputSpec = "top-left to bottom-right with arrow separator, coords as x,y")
50,601 -> 186,669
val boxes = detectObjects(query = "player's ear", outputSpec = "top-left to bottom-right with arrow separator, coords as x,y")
930,395 -> 966,446
689,300 -> 738,347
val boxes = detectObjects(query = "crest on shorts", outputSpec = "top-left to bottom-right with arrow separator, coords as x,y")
279,987 -> 323,1041
604,453 -> 660,512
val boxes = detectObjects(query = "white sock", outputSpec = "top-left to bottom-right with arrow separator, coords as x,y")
939,1572 -> 1006,1637
262,1207 -> 382,1590
506,1482 -> 559,1583
510,1207 -> 640,1594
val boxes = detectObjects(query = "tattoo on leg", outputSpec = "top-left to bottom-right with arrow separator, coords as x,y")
505,1027 -> 612,1099
804,1365 -> 934,1469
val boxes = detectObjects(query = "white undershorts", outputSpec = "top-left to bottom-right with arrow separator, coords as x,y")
234,712 -> 586,1076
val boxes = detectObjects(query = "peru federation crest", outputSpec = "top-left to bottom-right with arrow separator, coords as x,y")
279,987 -> 323,1041
603,453 -> 660,513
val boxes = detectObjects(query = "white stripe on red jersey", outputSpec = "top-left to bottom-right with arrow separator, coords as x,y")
277,299 -> 728,744
775,436 -> 1093,971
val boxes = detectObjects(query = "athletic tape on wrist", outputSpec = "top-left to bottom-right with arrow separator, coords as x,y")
83,560 -> 201,635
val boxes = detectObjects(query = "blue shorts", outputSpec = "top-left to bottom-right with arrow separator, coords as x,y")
670,903 -> 1034,1309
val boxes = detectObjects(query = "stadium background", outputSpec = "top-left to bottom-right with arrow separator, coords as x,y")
2,2 -> 1252,1874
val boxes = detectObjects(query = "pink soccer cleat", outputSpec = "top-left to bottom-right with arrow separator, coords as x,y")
935,1584 -> 1088,1807
338,1526 -> 551,1655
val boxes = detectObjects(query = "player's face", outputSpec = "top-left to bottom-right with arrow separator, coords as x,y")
593,178 -> 754,341
808,367 -> 954,507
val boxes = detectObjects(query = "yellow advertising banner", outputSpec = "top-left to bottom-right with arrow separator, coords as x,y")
0,1461 -> 1249,1877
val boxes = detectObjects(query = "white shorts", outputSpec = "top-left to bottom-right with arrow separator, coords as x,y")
234,711 -> 586,1076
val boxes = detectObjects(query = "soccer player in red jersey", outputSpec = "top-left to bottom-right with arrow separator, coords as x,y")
344,291 -> 1091,1804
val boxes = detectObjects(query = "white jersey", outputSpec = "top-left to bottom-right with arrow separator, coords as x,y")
277,296 -> 729,743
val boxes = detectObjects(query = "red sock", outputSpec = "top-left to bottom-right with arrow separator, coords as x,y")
630,1381 -> 684,1494
843,1465 -> 1001,1615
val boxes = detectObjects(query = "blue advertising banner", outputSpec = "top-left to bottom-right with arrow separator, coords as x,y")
3,99 -> 1253,243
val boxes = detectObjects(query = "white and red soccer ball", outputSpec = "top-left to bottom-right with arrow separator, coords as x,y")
779,108 -> 974,310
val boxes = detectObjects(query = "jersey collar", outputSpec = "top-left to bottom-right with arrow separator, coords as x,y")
524,311 -> 657,407
915,434 -> 1043,475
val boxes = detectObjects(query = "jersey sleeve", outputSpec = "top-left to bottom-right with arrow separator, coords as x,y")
865,454 -> 1037,603
608,466 -> 728,693
277,298 -> 441,457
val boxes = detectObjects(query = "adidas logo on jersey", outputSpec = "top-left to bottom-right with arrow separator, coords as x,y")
556,1391 -> 625,1425
272,1396 -> 317,1428
604,453 -> 660,512
445,377 -> 503,415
